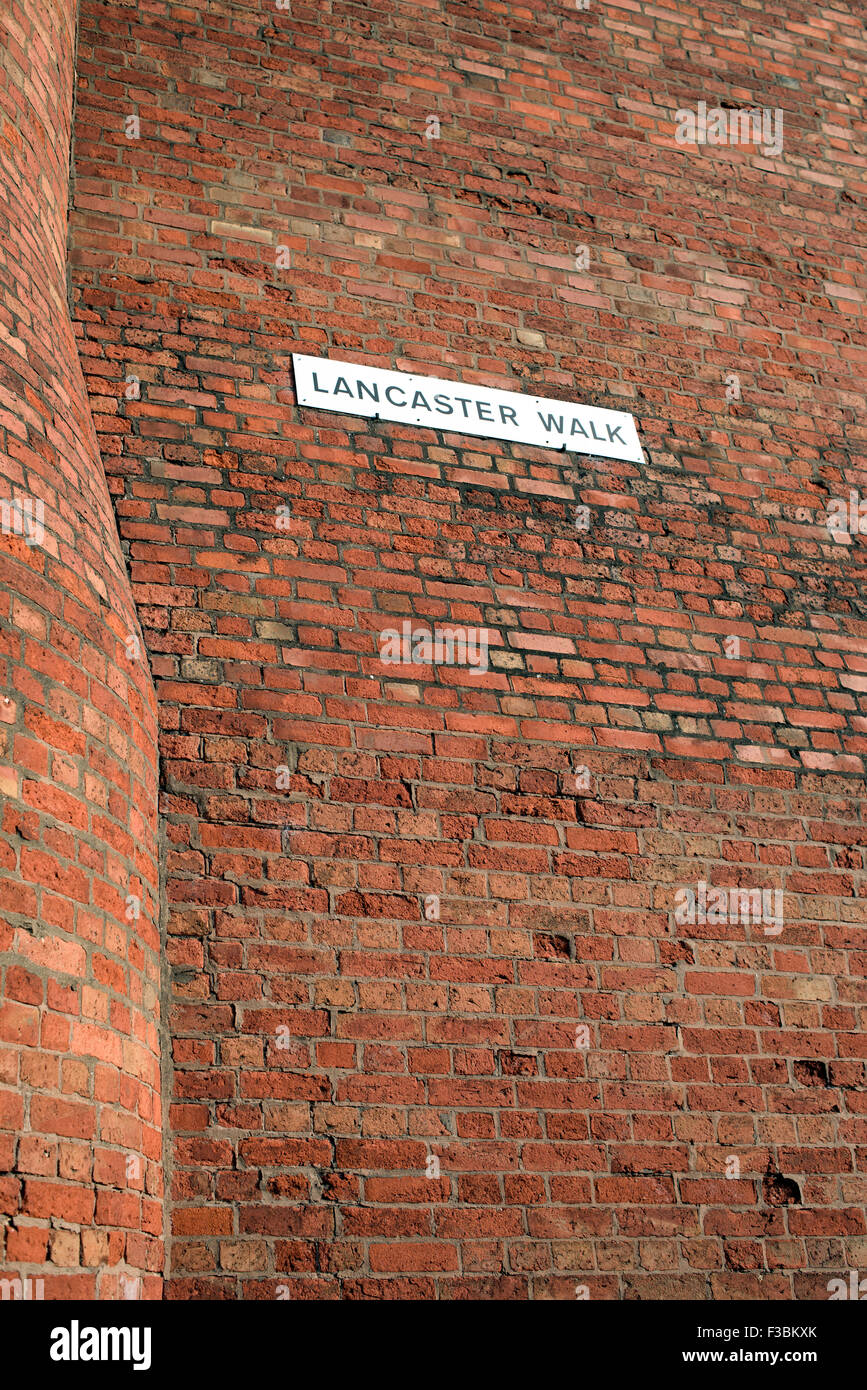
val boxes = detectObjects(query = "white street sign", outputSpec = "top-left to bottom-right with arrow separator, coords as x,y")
292,355 -> 645,463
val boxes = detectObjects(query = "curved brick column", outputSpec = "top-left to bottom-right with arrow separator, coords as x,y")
0,0 -> 162,1297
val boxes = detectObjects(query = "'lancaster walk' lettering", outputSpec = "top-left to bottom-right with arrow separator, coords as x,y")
294,355 -> 644,464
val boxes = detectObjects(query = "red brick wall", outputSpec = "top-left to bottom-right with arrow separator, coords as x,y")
66,0 -> 867,1298
0,0 -> 162,1297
